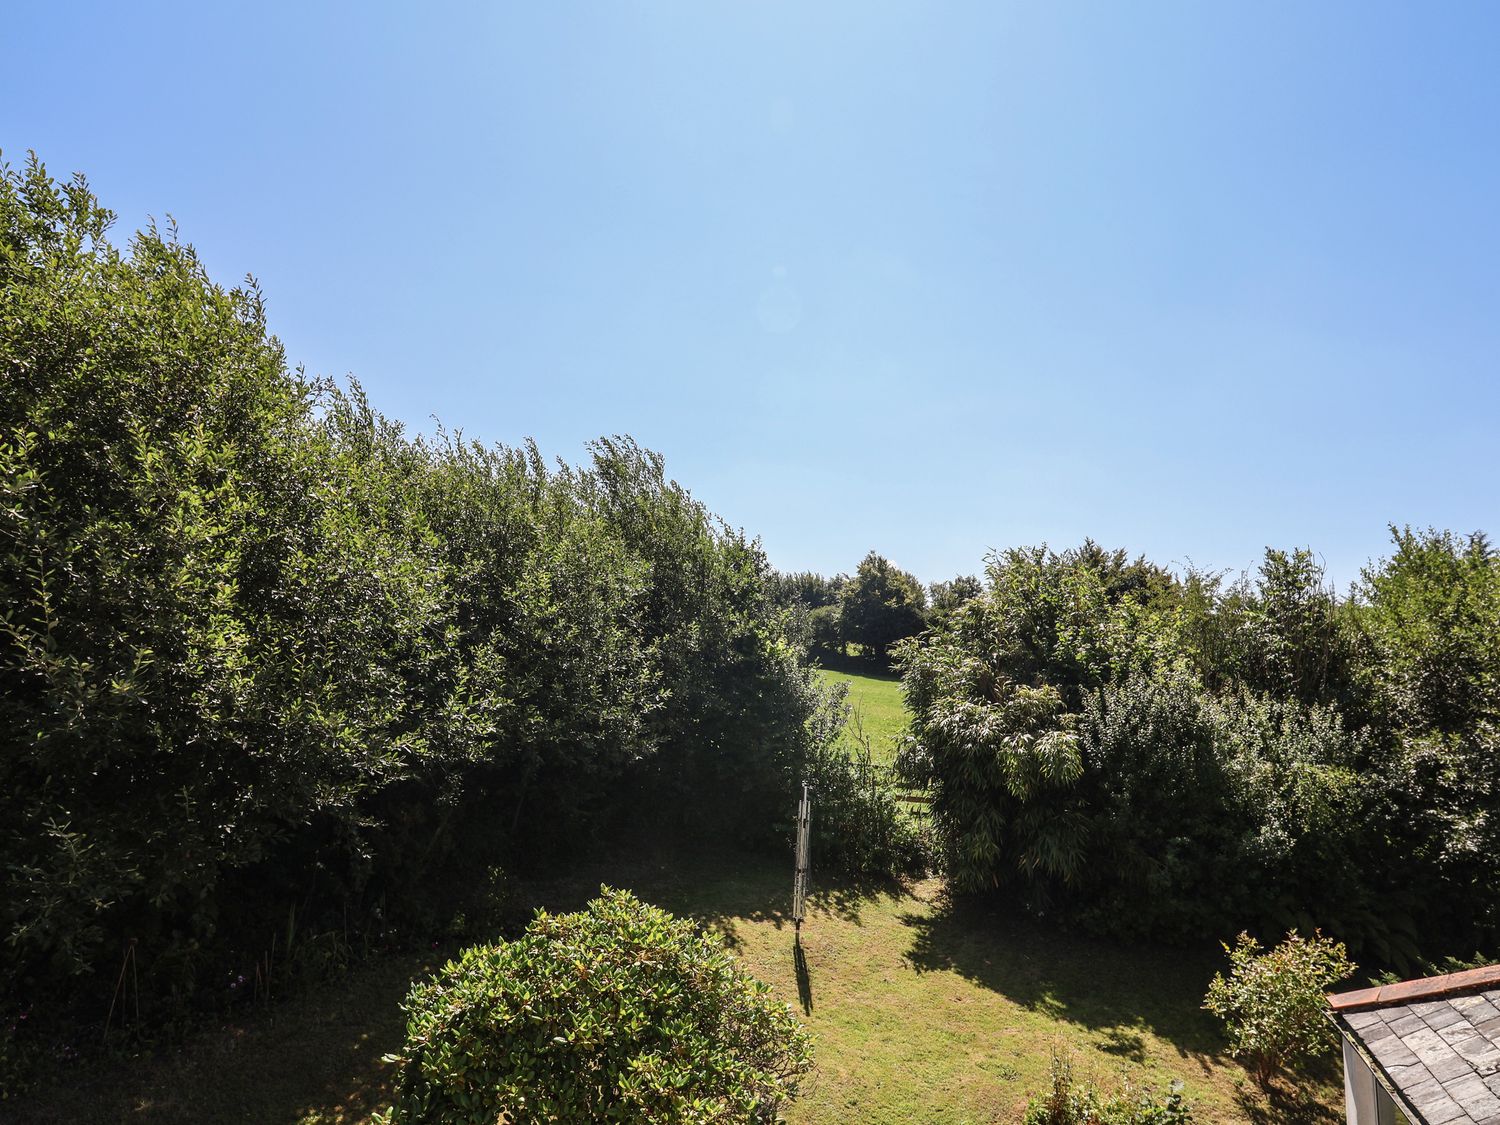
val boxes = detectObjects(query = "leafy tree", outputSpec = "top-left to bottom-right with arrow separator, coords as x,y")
1070,538 -> 1175,606
772,569 -> 845,610
807,603 -> 843,657
897,538 -> 1483,967
898,548 -> 1107,893
0,154 -> 459,1003
1199,549 -> 1363,711
379,889 -> 813,1124
928,574 -> 981,620
1357,527 -> 1500,950
1360,527 -> 1500,735
839,551 -> 927,665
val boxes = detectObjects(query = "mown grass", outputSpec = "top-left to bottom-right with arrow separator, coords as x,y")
816,666 -> 908,765
15,850 -> 1341,1124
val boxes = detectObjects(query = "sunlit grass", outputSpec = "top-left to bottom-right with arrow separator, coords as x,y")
816,666 -> 908,765
17,851 -> 1341,1124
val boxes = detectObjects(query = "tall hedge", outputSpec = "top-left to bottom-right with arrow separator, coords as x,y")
898,539 -> 1499,970
0,153 -> 885,1046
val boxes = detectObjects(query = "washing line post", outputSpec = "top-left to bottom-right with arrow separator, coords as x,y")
791,781 -> 811,933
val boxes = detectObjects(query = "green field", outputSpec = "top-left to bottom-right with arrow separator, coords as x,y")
17,851 -> 1340,1124
817,666 -> 908,764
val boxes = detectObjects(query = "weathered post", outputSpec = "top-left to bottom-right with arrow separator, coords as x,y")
792,781 -> 811,932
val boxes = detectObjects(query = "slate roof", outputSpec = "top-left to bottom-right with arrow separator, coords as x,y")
1331,966 -> 1500,1125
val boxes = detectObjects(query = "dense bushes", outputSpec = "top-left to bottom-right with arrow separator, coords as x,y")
898,537 -> 1500,969
378,889 -> 812,1124
0,153 -> 899,1058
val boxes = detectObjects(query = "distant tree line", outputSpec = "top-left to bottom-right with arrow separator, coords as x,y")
898,536 -> 1500,972
0,155 -> 917,1065
775,553 -> 980,669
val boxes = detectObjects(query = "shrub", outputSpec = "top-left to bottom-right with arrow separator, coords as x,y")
896,537 -> 1496,970
1203,930 -> 1354,1087
1024,1051 -> 1194,1125
378,888 -> 813,1124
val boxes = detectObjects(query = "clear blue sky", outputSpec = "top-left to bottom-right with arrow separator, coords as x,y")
7,2 -> 1498,588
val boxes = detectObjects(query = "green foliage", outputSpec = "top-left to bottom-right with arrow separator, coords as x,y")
801,679 -> 927,876
1024,1052 -> 1194,1125
897,546 -> 1119,896
1360,527 -> 1500,735
927,573 -> 982,621
1172,549 -> 1362,711
1355,529 -> 1500,947
378,888 -> 813,1124
899,536 -> 1499,968
1203,930 -> 1353,1087
772,569 -> 845,610
1074,672 -> 1379,946
1,153 -> 905,1066
839,551 -> 927,665
807,603 -> 843,658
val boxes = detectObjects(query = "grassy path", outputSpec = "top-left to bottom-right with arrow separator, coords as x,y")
17,851 -> 1340,1124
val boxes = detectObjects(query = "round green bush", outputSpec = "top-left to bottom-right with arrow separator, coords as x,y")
377,888 -> 813,1124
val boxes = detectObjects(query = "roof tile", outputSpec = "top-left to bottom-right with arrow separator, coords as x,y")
1334,970 -> 1500,1124
1329,966 -> 1500,1013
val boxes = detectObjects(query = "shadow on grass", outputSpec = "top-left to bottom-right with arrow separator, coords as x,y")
12,848 -> 904,1125
526,844 -> 911,952
794,935 -> 814,1014
1234,1064 -> 1344,1125
1096,1025 -> 1147,1063
13,952 -> 428,1125
898,887 -> 1229,1071
811,651 -> 900,680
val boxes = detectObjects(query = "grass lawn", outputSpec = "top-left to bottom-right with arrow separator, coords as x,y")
16,851 -> 1341,1124
816,666 -> 908,765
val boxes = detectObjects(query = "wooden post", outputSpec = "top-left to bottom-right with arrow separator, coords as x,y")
791,782 -> 811,932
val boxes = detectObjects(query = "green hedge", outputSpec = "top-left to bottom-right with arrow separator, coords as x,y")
0,153 -> 905,1065
899,540 -> 1500,969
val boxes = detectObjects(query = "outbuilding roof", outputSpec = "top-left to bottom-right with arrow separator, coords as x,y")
1330,965 -> 1500,1125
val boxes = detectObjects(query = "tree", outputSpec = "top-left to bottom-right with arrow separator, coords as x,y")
1360,527 -> 1500,736
1357,526 -> 1500,947
771,569 -> 845,610
838,551 -> 927,664
895,542 -> 1408,963
0,153 -> 914,1070
808,603 -> 843,657
928,574 -> 981,619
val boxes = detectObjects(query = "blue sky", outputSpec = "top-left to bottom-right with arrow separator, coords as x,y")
6,2 -> 1498,588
